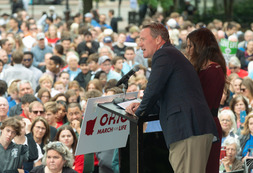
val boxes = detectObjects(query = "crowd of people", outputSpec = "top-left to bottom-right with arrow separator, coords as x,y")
0,0 -> 252,172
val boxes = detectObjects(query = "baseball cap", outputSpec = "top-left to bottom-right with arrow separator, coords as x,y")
103,36 -> 112,43
167,18 -> 177,28
84,13 -> 93,18
36,33 -> 45,40
98,56 -> 111,65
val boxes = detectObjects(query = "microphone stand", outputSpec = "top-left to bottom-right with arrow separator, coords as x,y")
113,80 -> 128,104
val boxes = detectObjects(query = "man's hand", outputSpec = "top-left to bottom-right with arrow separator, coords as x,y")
125,102 -> 140,116
71,120 -> 81,134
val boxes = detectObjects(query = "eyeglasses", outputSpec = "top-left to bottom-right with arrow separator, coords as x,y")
32,110 -> 45,114
23,59 -> 32,62
241,88 -> 246,92
229,67 -> 238,70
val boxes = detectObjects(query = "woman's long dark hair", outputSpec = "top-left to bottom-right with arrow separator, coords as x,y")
187,28 -> 227,76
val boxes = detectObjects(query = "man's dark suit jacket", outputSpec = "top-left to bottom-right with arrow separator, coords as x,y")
135,43 -> 219,149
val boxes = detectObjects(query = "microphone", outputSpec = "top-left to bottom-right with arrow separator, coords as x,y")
116,65 -> 140,86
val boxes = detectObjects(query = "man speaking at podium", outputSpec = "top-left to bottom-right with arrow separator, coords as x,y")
125,22 -> 218,173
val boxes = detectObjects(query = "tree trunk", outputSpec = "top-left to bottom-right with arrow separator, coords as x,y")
228,0 -> 233,20
213,0 -> 217,10
83,0 -> 93,16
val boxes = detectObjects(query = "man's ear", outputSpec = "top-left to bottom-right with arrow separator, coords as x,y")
155,35 -> 162,45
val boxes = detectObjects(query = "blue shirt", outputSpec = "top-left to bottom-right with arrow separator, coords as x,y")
243,134 -> 253,157
122,61 -> 139,74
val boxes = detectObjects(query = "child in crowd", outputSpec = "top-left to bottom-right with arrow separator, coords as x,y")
53,81 -> 66,93
43,101 -> 58,128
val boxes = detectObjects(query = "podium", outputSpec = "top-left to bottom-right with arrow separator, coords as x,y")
98,102 -> 173,173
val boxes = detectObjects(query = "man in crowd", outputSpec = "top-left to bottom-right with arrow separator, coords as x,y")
31,33 -> 53,70
22,51 -> 43,86
98,56 -> 121,81
0,50 -> 36,88
0,97 -> 9,125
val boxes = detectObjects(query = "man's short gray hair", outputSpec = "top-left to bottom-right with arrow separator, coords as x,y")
42,141 -> 74,168
17,80 -> 32,92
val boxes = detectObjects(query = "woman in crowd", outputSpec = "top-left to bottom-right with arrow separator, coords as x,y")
241,77 -> 253,107
86,79 -> 103,93
38,74 -> 59,97
13,116 -> 43,171
37,88 -> 51,104
230,95 -> 250,131
94,71 -> 107,88
31,117 -> 50,154
50,93 -> 67,102
218,109 -> 238,145
239,113 -> 253,161
46,25 -> 60,47
30,141 -> 77,173
219,137 -> 243,172
65,89 -> 78,104
231,77 -> 243,97
55,100 -> 68,127
186,27 -> 227,173
55,125 -> 84,173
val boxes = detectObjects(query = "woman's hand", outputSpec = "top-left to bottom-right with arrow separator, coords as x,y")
221,157 -> 231,172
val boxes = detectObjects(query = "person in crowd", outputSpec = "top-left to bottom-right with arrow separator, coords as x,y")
50,93 -> 67,102
0,49 -> 8,70
41,53 -> 53,73
239,113 -> 253,161
77,30 -> 100,56
113,33 -> 126,57
28,101 -> 57,141
86,79 -> 103,93
55,100 -> 67,128
230,95 -> 250,132
61,37 -> 72,55
98,56 -> 121,81
219,136 -> 243,172
84,12 -> 99,28
241,77 -> 253,107
65,103 -> 82,136
37,88 -> 51,104
55,125 -> 84,173
0,97 -> 9,125
186,27 -> 227,173
231,77 -> 243,97
0,39 -> 12,64
0,50 -> 36,89
20,94 -> 37,120
64,53 -> 81,81
9,80 -> 34,117
98,46 -> 114,60
46,24 -> 60,46
38,74 -> 59,97
0,117 -> 30,172
122,47 -> 139,74
244,39 -> 253,64
31,33 -> 53,70
218,109 -> 238,145
74,58 -> 92,90
53,81 -> 66,93
126,22 -> 218,173
126,25 -> 140,42
112,56 -> 124,77
43,101 -> 58,128
59,71 -> 70,88
98,14 -> 112,29
108,9 -> 118,33
227,56 -> 248,78
87,53 -> 100,79
7,80 -> 20,111
13,116 -> 42,171
30,116 -> 50,154
22,51 -> 43,86
94,71 -> 107,89
65,90 -> 78,104
45,55 -> 64,83
238,30 -> 253,52
30,141 -> 77,173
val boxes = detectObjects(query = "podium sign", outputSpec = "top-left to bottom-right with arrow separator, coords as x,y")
76,92 -> 138,155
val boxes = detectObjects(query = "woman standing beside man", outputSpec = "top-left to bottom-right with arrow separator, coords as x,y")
186,28 -> 227,173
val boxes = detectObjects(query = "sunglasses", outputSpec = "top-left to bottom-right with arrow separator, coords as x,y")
32,110 -> 45,114
229,67 -> 238,70
23,59 -> 32,62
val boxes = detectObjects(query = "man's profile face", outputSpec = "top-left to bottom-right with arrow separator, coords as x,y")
139,28 -> 157,59
67,106 -> 82,123
22,54 -> 33,68
0,98 -> 9,117
48,60 -> 58,73
0,50 -> 8,64
19,83 -> 33,98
